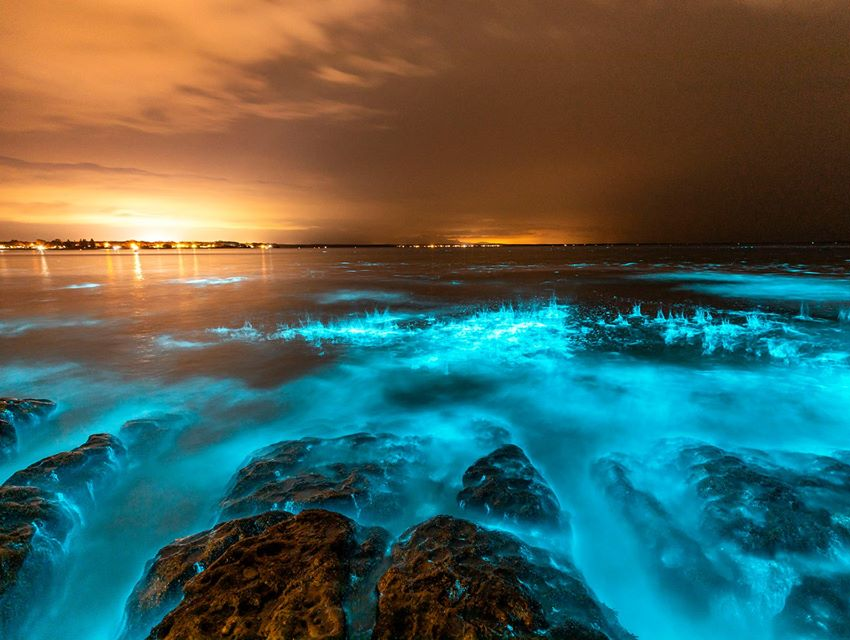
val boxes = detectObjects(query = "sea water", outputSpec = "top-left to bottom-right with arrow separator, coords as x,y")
0,245 -> 848,639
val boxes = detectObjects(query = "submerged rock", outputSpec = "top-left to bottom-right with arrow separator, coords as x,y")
120,414 -> 187,456
0,398 -> 56,460
121,511 -> 291,640
593,456 -> 731,611
457,444 -> 561,526
775,573 -> 850,639
679,444 -> 846,557
220,432 -> 423,523
373,515 -> 632,640
148,509 -> 389,640
4,433 -> 125,505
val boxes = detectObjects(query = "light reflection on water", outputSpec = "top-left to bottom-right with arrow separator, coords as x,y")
0,246 -> 849,639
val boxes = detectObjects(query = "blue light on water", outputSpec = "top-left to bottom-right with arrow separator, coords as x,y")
637,271 -> 850,301
2,250 -> 850,640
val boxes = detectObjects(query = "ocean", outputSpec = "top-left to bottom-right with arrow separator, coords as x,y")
1,245 -> 849,639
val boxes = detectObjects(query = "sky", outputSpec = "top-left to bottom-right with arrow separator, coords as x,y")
1,0 -> 848,244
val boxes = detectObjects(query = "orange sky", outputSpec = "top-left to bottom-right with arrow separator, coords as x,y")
1,0 -> 849,242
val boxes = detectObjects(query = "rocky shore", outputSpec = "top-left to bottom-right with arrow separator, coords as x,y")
2,397 -> 849,639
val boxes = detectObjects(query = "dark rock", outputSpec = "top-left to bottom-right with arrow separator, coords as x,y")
593,456 -> 731,611
120,511 -> 291,640
0,485 -> 76,637
0,420 -> 15,460
148,509 -> 389,640
0,398 -> 56,460
0,398 -> 56,424
4,433 -> 125,505
0,485 -> 76,597
457,444 -> 561,526
373,515 -> 632,640
220,432 -> 423,523
679,445 -> 842,557
119,415 -> 187,456
1,433 -> 125,638
775,573 -> 850,639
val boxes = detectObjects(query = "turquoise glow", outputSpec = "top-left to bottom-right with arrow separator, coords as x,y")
1,248 -> 849,640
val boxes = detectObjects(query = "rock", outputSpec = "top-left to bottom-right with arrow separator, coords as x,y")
373,515 -> 632,640
775,573 -> 850,639
121,511 -> 291,639
0,433 -> 125,638
0,485 -> 76,598
119,415 -> 188,457
0,398 -> 56,424
0,420 -> 15,460
679,444 -> 843,557
0,398 -> 56,461
220,432 -> 423,523
457,444 -> 561,526
4,433 -> 125,505
148,509 -> 389,640
593,456 -> 731,612
0,485 -> 76,638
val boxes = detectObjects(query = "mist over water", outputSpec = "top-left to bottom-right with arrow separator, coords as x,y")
1,246 -> 849,639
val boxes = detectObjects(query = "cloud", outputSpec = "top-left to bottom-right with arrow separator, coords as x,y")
0,0 -> 414,132
0,0 -> 848,243
0,155 -> 226,182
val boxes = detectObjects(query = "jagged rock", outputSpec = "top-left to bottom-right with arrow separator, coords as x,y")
220,432 -> 422,523
593,456 -> 731,611
148,509 -> 389,640
679,444 -> 845,557
775,574 -> 850,639
0,398 -> 56,424
457,444 -> 561,526
4,433 -> 125,505
120,511 -> 291,640
0,398 -> 56,460
0,485 -> 75,599
0,433 -> 125,638
372,515 -> 632,640
0,486 -> 77,638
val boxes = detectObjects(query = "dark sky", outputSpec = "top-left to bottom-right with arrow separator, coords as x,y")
1,0 -> 848,243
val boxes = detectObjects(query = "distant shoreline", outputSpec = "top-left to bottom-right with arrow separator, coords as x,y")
1,240 -> 848,252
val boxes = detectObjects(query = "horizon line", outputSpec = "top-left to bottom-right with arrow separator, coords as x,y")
1,238 -> 849,250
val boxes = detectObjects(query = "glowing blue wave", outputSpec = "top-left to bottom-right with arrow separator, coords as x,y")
172,298 -> 850,367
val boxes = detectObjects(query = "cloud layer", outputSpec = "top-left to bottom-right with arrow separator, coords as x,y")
1,0 -> 848,242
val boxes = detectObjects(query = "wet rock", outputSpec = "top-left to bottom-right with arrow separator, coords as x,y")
120,415 -> 187,456
593,456 -> 731,611
679,444 -> 844,557
0,485 -> 76,597
4,433 -> 125,505
0,398 -> 56,424
0,485 -> 77,638
220,432 -> 423,523
373,515 -> 632,640
775,573 -> 850,639
120,511 -> 291,640
0,420 -> 15,460
457,444 -> 561,526
148,509 -> 389,640
1,433 -> 126,638
0,398 -> 56,460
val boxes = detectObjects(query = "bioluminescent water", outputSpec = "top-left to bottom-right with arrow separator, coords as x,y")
1,245 -> 849,639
